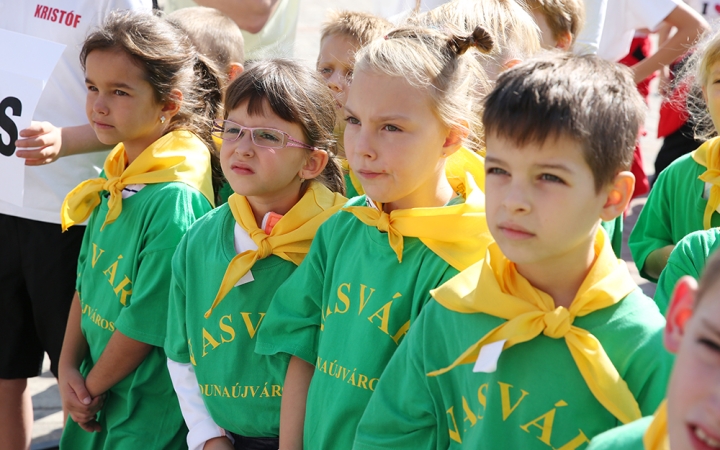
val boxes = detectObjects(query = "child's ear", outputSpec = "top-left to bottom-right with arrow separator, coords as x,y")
298,149 -> 329,180
442,123 -> 468,157
161,89 -> 184,119
502,59 -> 522,71
599,171 -> 634,222
227,63 -> 244,82
555,32 -> 573,51
665,276 -> 697,353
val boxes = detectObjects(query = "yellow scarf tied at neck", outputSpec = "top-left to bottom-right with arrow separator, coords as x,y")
692,137 -> 720,229
643,400 -> 669,450
61,130 -> 215,231
343,148 -> 490,271
204,182 -> 346,318
428,229 -> 643,425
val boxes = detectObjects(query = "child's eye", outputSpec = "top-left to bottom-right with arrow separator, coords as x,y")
318,67 -> 332,77
699,338 -> 720,353
539,173 -> 565,184
345,116 -> 360,126
87,85 -> 98,92
382,124 -> 400,132
114,89 -> 128,96
486,167 -> 509,176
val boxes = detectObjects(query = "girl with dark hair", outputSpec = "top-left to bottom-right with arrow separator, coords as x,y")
57,9 -> 222,449
164,59 -> 347,450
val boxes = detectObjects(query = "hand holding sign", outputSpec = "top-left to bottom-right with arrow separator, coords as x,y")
0,29 -> 65,206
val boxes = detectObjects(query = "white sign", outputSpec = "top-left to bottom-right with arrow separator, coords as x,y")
0,29 -> 65,206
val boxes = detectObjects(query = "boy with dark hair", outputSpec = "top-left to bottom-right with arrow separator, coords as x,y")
353,54 -> 671,450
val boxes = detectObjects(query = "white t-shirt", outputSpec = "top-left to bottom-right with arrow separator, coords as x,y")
161,0 -> 300,60
597,0 -> 679,61
372,0 -> 449,24
0,0 -> 152,224
685,0 -> 720,19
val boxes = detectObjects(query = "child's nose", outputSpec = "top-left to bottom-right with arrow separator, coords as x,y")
92,96 -> 108,115
502,183 -> 531,213
328,72 -> 344,92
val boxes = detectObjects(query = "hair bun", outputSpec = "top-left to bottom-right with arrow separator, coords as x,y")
448,26 -> 494,56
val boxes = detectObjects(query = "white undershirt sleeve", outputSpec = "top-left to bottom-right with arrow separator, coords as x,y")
167,359 -> 231,450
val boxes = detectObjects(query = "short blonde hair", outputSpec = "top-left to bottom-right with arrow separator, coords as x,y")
676,26 -> 720,140
525,0 -> 585,43
320,10 -> 393,46
167,7 -> 245,74
354,25 -> 494,152
409,0 -> 541,77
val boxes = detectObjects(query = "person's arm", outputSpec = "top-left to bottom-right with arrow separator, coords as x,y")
279,356 -> 314,450
84,330 -> 153,397
58,293 -> 105,432
15,122 -> 110,165
194,0 -> 280,34
631,3 -> 708,83
643,244 -> 675,280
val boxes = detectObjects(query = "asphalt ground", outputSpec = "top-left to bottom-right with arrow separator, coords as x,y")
28,1 -> 661,447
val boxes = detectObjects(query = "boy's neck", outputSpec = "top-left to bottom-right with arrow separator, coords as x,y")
513,235 -> 597,309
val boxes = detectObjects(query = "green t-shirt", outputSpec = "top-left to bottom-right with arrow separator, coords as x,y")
601,216 -> 623,258
586,416 -> 653,450
654,228 -> 720,314
629,153 -> 720,282
353,290 -> 670,450
60,182 -> 212,450
345,173 -> 361,198
165,204 -> 295,437
255,196 -> 461,450
218,182 -> 234,205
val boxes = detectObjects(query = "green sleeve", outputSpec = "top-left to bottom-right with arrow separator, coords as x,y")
165,234 -> 191,363
628,166 -> 675,282
655,229 -> 720,314
586,417 -> 652,450
115,187 -> 211,347
75,217 -> 93,293
254,221 -> 329,364
600,216 -> 623,258
353,305 -> 440,450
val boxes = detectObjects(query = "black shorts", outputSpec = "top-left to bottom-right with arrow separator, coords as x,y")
229,433 -> 279,450
0,213 -> 84,379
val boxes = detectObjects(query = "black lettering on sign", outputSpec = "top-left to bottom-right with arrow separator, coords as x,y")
0,97 -> 22,157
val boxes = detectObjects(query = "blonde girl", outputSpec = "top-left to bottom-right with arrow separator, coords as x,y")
57,10 -> 222,449
255,25 -> 495,450
165,59 -> 346,450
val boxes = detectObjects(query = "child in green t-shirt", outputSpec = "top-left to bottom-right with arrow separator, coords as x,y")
165,60 -> 347,450
354,54 -> 671,450
255,25 -> 496,450
316,10 -> 391,198
57,11 -> 223,450
654,228 -> 720,314
629,28 -> 720,282
588,250 -> 720,450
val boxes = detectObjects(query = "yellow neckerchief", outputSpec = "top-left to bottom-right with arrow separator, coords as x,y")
692,137 -> 720,229
643,400 -> 669,450
339,159 -> 365,196
204,182 -> 346,318
342,147 -> 491,271
428,228 -> 643,425
61,130 -> 215,231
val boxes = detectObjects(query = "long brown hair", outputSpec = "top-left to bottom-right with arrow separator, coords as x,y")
81,10 -> 224,196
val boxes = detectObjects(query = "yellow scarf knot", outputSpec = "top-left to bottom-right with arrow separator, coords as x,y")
343,168 -> 492,271
542,307 -> 572,339
61,130 -> 215,231
692,137 -> 720,229
428,228 -> 643,425
204,182 -> 346,318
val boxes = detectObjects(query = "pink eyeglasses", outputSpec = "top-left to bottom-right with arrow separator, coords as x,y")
212,119 -> 319,152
